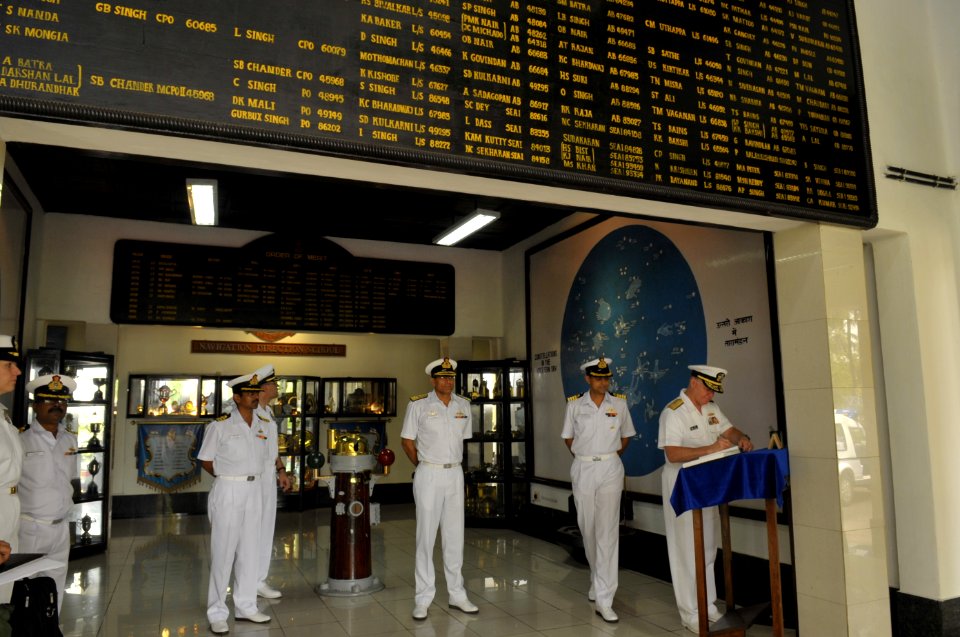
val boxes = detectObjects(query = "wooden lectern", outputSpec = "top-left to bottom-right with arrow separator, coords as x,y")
670,449 -> 790,637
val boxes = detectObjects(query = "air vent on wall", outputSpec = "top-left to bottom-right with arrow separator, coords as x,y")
884,166 -> 957,189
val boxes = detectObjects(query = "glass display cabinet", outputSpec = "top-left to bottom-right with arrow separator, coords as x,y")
221,376 -> 323,510
127,375 -> 219,418
321,377 -> 397,419
320,378 -> 397,480
23,348 -> 114,558
456,360 -> 530,526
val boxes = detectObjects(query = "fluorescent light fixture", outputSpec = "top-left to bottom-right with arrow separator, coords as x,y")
186,178 -> 218,226
433,209 -> 500,246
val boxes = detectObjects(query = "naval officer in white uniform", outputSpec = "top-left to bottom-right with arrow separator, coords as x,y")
0,335 -> 23,605
249,364 -> 291,599
561,356 -> 635,623
199,371 -> 273,634
400,357 -> 478,621
658,364 -> 754,633
19,373 -> 79,612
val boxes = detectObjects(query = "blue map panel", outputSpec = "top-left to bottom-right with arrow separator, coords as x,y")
561,225 -> 706,476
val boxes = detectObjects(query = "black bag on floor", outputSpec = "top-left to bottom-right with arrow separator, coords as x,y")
9,577 -> 62,637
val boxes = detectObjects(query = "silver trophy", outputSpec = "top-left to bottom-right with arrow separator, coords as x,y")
88,422 -> 102,451
79,514 -> 96,544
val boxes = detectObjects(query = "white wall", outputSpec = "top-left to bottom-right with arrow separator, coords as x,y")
856,0 -> 960,601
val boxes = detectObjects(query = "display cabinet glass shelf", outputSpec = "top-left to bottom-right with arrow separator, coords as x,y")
456,359 -> 529,526
23,348 -> 114,558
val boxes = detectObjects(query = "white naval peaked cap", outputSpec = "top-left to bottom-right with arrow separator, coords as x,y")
580,356 -> 613,377
227,372 -> 261,393
688,364 -> 727,393
425,357 -> 457,377
251,364 -> 276,384
27,373 -> 77,400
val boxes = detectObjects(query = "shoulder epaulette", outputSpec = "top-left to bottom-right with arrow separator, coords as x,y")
667,397 -> 683,410
456,393 -> 472,401
613,392 -> 627,400
257,413 -> 271,422
409,393 -> 428,401
567,392 -> 584,402
215,413 -> 230,421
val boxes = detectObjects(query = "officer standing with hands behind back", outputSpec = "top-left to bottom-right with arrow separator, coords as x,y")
561,355 -> 635,624
658,364 -> 754,633
250,364 -> 291,600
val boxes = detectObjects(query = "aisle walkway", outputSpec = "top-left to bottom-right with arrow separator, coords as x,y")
58,504 -> 793,637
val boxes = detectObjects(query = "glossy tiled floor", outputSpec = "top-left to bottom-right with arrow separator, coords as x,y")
58,504 -> 795,637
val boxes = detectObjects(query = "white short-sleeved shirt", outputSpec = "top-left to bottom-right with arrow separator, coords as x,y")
658,390 -> 733,462
254,405 -> 278,471
400,390 -> 472,465
19,420 -> 78,520
561,391 -> 636,456
0,405 -> 22,491
198,408 -> 269,477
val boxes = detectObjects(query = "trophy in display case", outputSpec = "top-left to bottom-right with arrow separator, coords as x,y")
86,457 -> 101,499
477,483 -> 499,518
93,378 -> 107,402
87,422 -> 103,450
79,514 -> 96,544
514,377 -> 525,398
156,384 -> 172,415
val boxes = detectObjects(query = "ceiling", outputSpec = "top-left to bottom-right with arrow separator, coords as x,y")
5,142 -> 578,251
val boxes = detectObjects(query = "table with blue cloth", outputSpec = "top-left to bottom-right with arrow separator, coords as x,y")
670,448 -> 790,637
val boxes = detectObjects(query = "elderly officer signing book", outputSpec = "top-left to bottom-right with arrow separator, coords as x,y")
657,364 -> 754,633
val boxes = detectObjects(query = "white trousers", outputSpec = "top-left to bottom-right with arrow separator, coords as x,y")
412,465 -> 467,607
662,475 -> 721,624
0,491 -> 20,604
571,458 -> 624,608
256,473 -> 277,587
18,517 -> 70,613
207,478 -> 262,622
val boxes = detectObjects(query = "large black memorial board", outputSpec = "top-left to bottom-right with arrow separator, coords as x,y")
0,0 -> 876,227
110,239 -> 456,335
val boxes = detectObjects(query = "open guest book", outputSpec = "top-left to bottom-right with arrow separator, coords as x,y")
0,553 -> 65,585
682,445 -> 741,468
